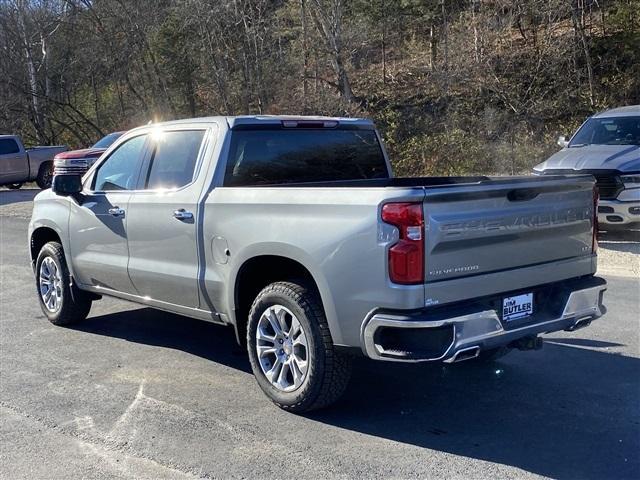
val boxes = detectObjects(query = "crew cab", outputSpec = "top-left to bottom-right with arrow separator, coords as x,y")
534,105 -> 640,230
29,116 -> 607,412
0,135 -> 67,189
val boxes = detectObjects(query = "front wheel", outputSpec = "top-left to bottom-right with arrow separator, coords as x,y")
247,281 -> 352,412
35,242 -> 92,325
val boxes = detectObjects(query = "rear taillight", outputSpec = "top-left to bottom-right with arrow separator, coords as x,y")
592,185 -> 599,253
381,202 -> 424,284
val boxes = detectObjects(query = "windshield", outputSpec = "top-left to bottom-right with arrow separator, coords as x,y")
224,128 -> 389,186
92,132 -> 124,149
569,116 -> 640,147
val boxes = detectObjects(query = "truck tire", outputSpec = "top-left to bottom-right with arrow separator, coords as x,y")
247,281 -> 352,412
35,242 -> 92,326
7,183 -> 22,190
36,161 -> 53,189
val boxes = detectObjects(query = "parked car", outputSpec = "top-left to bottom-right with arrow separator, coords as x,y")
53,131 -> 125,176
29,116 -> 606,412
0,135 -> 67,189
533,105 -> 640,230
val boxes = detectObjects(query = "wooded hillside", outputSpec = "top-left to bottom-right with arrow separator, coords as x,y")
1,0 -> 638,175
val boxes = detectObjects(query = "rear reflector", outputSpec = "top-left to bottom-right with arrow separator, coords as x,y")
381,202 -> 424,284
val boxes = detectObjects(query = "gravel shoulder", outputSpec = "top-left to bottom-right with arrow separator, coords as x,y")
597,230 -> 640,278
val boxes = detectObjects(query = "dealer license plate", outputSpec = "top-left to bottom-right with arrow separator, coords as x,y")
502,293 -> 533,322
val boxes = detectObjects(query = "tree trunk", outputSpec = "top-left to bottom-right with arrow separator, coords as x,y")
301,0 -> 309,107
16,2 -> 46,143
572,0 -> 595,106
441,0 -> 448,73
381,0 -> 387,83
309,0 -> 355,102
429,25 -> 437,70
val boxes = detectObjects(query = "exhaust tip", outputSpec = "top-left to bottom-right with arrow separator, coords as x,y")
565,316 -> 593,332
448,346 -> 481,363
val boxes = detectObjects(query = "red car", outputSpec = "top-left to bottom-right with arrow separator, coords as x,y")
54,131 -> 125,176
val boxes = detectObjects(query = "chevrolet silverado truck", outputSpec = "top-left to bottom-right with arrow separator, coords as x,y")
533,105 -> 640,230
0,134 -> 67,189
29,116 -> 607,412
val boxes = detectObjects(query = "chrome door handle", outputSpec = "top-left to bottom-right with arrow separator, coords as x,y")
173,209 -> 193,221
108,207 -> 125,217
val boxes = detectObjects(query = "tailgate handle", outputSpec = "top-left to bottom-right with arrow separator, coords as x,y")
507,188 -> 540,202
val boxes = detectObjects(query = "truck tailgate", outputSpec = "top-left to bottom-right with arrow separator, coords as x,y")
423,176 -> 595,284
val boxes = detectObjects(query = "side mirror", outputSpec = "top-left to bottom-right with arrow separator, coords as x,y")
557,135 -> 569,148
52,174 -> 82,196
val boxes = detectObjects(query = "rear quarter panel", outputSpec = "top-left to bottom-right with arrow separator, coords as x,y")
202,187 -> 426,346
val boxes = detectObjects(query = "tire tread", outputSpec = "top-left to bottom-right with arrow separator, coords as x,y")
36,242 -> 92,325
247,280 -> 351,412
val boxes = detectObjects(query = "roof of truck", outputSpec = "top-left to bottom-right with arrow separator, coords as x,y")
136,115 -> 375,129
592,105 -> 640,118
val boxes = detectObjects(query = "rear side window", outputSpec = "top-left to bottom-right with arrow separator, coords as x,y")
0,139 -> 20,155
144,130 -> 205,189
224,128 -> 388,186
93,135 -> 147,191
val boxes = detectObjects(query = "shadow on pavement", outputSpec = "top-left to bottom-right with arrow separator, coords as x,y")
0,188 -> 39,206
74,307 -> 252,373
543,337 -> 625,348
310,345 -> 639,480
73,306 -> 639,480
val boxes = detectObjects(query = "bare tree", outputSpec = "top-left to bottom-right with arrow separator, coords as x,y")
308,0 -> 355,102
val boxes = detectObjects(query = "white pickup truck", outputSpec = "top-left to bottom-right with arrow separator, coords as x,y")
0,135 -> 67,189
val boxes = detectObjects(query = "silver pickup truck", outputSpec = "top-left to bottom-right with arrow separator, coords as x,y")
0,135 -> 67,189
29,116 -> 607,412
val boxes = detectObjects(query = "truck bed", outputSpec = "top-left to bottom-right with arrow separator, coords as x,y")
248,174 -> 593,189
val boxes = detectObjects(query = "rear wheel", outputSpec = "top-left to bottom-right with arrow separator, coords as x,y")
7,183 -> 22,190
247,281 -> 352,412
35,242 -> 92,325
36,162 -> 53,189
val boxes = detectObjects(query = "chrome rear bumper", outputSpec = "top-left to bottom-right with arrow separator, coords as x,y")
361,277 -> 607,363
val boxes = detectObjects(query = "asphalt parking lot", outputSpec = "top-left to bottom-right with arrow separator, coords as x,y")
1,189 -> 639,479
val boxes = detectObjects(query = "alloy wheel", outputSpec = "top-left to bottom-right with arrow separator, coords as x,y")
256,304 -> 309,391
39,257 -> 63,312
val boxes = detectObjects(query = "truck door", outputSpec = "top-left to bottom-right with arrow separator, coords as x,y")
0,137 -> 28,183
69,133 -> 148,293
126,127 -> 210,309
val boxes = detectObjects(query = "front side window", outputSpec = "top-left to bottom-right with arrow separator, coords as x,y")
93,135 -> 147,191
0,139 -> 20,155
570,116 -> 640,147
144,130 -> 206,190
